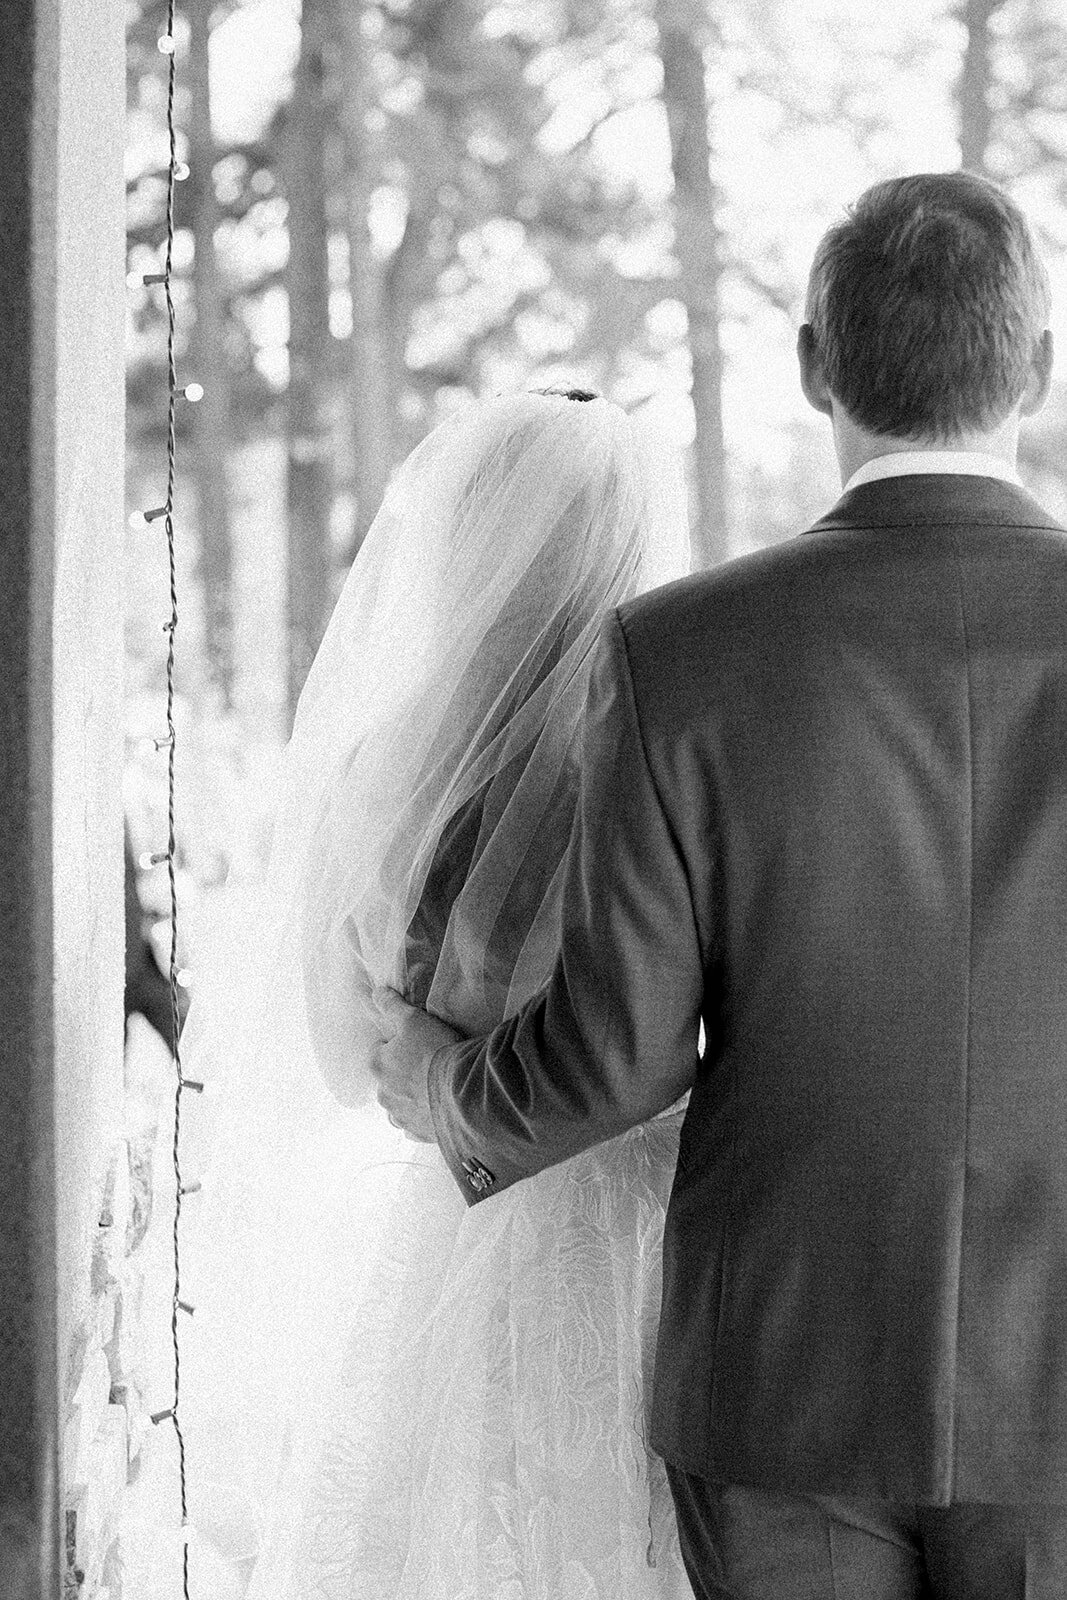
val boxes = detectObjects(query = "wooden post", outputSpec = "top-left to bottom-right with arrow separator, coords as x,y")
0,6 -> 59,1592
0,0 -> 125,1593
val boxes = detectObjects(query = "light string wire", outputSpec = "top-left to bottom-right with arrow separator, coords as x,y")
163,2 -> 192,1588
137,4 -> 194,1593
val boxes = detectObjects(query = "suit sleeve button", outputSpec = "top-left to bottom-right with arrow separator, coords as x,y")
462,1159 -> 495,1193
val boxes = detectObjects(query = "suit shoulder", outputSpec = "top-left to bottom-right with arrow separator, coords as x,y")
618,538 -> 819,655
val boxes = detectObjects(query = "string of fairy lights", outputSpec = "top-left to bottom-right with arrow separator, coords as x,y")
127,7 -> 201,1592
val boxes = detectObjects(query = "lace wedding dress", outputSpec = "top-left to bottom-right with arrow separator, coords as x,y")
179,392 -> 694,1599
256,1117 -> 690,1600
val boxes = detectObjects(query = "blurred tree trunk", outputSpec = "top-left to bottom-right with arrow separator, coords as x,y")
957,0 -> 1006,175
657,0 -> 729,569
383,155 -> 437,440
283,0 -> 334,726
382,0 -> 471,445
186,0 -> 235,707
336,0 -> 394,556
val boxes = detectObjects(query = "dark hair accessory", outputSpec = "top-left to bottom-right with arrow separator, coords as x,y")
534,386 -> 600,403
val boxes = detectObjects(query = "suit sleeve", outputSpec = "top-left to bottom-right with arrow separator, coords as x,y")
427,607 -> 704,1205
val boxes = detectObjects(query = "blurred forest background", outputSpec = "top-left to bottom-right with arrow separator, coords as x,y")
124,0 -> 1067,937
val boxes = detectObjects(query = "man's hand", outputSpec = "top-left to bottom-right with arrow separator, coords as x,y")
371,988 -> 466,1144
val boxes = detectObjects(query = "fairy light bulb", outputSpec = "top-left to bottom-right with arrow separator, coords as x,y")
174,160 -> 190,182
158,33 -> 176,54
182,1076 -> 219,1100
179,382 -> 204,403
129,505 -> 167,530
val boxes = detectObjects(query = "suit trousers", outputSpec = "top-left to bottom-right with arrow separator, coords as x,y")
665,1464 -> 1067,1600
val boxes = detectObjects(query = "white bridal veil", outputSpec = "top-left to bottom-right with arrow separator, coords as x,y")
174,391 -> 689,1579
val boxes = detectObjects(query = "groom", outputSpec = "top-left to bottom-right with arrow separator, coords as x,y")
373,171 -> 1067,1598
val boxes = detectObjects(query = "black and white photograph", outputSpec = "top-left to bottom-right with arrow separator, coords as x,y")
3,2 -> 1067,1597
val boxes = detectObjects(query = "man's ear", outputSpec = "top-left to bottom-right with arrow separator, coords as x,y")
1020,328 -> 1054,418
797,324 -> 834,418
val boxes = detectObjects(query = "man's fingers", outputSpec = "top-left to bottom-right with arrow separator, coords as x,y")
367,1031 -> 401,1082
370,990 -> 451,1148
376,1083 -> 400,1122
373,985 -> 415,1038
376,1080 -> 435,1143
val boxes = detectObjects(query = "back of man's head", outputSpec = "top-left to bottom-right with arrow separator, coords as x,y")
806,172 -> 1051,441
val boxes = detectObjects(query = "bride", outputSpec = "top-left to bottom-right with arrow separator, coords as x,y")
178,387 -> 694,1599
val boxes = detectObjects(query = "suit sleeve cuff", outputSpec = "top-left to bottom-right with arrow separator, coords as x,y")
428,1039 -> 491,1206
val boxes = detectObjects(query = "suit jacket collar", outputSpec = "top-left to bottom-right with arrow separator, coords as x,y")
807,472 -> 1065,536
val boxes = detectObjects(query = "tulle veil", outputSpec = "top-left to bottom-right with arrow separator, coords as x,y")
174,391 -> 689,1584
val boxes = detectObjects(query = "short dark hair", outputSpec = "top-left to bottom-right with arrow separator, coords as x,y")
806,172 -> 1051,439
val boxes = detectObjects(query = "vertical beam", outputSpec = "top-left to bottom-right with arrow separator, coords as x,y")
0,0 -> 60,1591
0,0 -> 124,1590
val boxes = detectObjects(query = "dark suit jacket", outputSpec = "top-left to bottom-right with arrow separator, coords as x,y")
427,472 -> 1067,1504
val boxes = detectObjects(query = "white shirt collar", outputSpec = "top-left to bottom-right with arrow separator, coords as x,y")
842,450 -> 1024,495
